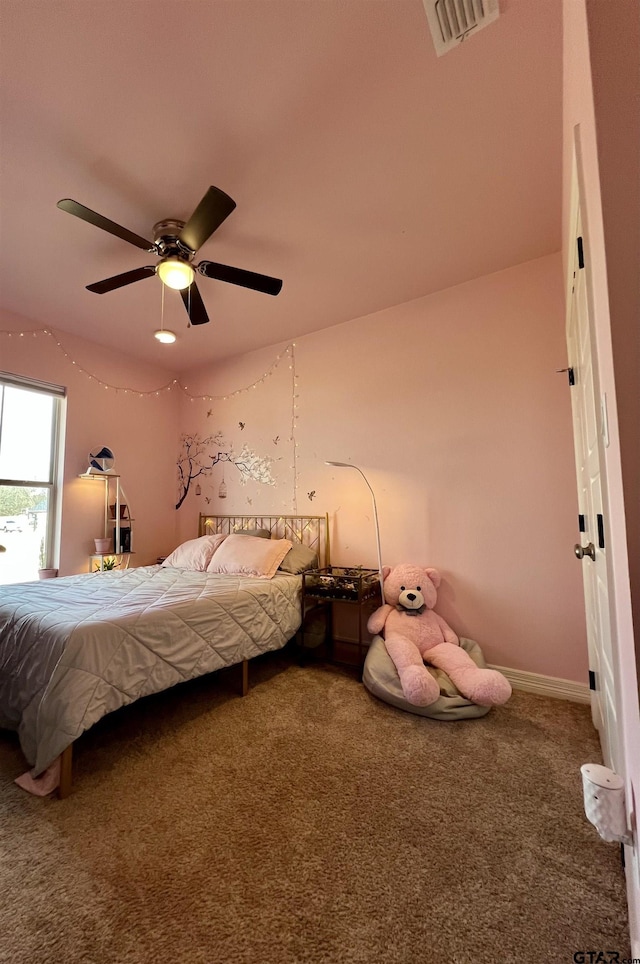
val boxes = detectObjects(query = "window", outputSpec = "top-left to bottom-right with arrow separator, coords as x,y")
0,373 -> 66,584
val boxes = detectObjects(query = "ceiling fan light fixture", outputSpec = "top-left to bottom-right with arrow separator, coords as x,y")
154,329 -> 176,344
157,258 -> 194,290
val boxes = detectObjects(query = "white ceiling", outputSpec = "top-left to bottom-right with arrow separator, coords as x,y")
0,0 -> 562,373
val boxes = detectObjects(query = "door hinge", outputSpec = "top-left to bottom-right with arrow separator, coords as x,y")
597,514 -> 605,549
578,513 -> 586,533
577,236 -> 585,269
556,367 -> 575,386
589,670 -> 597,691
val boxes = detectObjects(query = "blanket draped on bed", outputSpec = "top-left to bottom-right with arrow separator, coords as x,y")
0,566 -> 301,776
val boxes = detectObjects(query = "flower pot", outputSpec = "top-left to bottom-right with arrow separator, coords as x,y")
94,538 -> 111,553
38,568 -> 58,580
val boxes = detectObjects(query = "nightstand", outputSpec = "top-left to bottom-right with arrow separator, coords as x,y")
299,566 -> 382,665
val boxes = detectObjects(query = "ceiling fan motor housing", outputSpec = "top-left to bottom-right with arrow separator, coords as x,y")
153,219 -> 195,260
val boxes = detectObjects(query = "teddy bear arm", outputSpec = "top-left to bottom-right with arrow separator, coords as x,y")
433,612 -> 458,644
367,604 -> 393,636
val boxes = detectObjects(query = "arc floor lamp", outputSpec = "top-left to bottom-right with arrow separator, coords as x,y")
325,461 -> 385,604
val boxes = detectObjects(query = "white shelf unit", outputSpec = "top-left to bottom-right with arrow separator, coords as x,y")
79,472 -> 134,572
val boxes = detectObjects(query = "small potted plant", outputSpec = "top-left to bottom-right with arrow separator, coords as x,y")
94,555 -> 119,572
38,537 -> 58,579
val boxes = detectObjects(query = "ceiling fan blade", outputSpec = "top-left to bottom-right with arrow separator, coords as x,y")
57,199 -> 156,252
197,260 -> 282,296
178,186 -> 236,253
180,282 -> 210,325
86,266 -> 156,294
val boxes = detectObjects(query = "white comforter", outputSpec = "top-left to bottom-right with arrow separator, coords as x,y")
0,565 -> 301,775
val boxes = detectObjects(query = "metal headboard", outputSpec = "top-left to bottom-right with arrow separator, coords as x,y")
198,513 -> 330,568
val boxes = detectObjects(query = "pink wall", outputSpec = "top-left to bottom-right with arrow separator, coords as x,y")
178,253 -> 587,683
1,310 -> 180,574
0,260 -> 592,685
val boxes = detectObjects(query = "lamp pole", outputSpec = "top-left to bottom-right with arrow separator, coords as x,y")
325,461 -> 385,605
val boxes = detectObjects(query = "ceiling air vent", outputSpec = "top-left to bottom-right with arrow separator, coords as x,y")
423,0 -> 500,56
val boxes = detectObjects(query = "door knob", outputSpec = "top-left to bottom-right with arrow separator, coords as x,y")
574,542 -> 596,561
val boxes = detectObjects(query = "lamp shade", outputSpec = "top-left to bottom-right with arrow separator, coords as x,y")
157,258 -> 195,290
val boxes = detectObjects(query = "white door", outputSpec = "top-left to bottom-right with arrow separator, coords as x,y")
566,203 -> 620,772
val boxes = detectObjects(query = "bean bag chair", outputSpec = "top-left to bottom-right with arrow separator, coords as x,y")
363,635 -> 493,720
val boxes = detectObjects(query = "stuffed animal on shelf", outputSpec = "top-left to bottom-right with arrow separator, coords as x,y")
367,564 -> 512,708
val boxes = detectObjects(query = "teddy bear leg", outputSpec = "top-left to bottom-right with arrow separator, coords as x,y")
426,643 -> 512,706
384,634 -> 441,706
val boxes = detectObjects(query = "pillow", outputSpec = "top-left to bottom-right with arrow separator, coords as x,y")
278,543 -> 318,574
161,534 -> 227,571
206,534 -> 292,579
234,528 -> 271,539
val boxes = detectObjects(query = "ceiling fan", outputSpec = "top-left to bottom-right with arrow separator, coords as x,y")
56,185 -> 282,326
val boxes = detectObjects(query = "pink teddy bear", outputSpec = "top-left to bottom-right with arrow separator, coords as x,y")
367,564 -> 512,708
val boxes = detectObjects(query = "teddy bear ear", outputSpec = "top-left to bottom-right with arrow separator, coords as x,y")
382,566 -> 391,580
425,568 -> 441,589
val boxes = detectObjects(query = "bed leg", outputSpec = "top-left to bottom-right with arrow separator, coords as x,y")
59,744 -> 73,799
240,658 -> 249,697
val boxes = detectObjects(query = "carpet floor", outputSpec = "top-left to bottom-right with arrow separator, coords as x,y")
0,647 -> 630,964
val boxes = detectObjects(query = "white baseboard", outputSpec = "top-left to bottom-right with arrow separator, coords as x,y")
489,664 -> 591,704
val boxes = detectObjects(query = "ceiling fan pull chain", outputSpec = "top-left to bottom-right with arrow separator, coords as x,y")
153,279 -> 176,344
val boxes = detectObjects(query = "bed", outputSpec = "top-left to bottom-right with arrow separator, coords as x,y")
0,513 -> 328,797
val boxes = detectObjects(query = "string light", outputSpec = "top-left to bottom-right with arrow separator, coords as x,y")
1,328 -> 294,400
3,327 -> 301,514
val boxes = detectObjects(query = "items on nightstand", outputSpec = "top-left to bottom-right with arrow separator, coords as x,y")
300,566 -> 382,665
366,564 -> 511,708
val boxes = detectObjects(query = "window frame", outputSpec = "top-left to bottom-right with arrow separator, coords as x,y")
0,371 -> 66,570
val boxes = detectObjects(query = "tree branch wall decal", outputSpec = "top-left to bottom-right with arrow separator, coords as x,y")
176,432 -> 275,510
